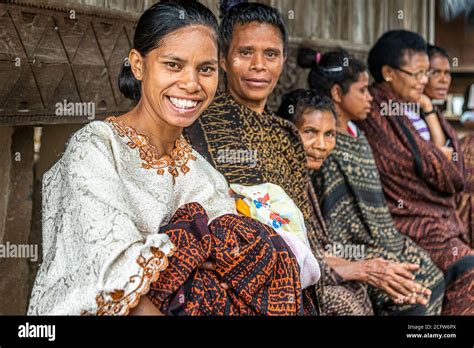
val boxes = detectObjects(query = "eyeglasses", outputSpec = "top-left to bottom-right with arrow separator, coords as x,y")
394,67 -> 434,80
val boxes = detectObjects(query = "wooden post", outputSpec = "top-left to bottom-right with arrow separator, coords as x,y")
0,126 -> 34,315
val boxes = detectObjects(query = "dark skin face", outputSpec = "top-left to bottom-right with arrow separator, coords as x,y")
120,25 -> 219,155
381,52 -> 430,103
221,22 -> 286,114
296,108 -> 337,171
424,54 -> 452,100
331,71 -> 373,133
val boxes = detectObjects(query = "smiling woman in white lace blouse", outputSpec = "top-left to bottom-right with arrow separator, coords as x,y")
28,0 -> 232,316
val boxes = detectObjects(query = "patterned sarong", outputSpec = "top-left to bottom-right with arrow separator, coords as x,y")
457,134 -> 474,248
147,202 -> 313,315
312,131 -> 445,315
356,83 -> 474,315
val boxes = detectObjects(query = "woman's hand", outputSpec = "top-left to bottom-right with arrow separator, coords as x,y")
325,255 -> 431,305
418,94 -> 433,113
418,94 -> 433,112
418,94 -> 448,148
363,258 -> 431,305
129,296 -> 164,316
361,258 -> 431,305
439,145 -> 453,161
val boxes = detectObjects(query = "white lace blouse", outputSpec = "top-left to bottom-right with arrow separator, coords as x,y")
28,118 -> 236,315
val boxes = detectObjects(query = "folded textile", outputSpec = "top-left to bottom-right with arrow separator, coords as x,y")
230,183 -> 320,288
147,202 -> 316,315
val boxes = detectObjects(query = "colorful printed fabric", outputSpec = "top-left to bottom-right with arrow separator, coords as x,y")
312,131 -> 445,315
146,202 -> 312,315
230,183 -> 309,244
230,182 -> 320,289
356,83 -> 474,315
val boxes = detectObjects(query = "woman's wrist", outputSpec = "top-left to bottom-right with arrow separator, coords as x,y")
355,261 -> 369,282
420,109 -> 436,119
339,261 -> 368,282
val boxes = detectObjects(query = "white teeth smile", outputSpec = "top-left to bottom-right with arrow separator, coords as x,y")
169,97 -> 199,109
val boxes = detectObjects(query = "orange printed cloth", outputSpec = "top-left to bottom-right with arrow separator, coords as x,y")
147,202 -> 317,315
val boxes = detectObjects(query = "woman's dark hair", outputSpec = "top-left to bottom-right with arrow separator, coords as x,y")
118,0 -> 219,102
368,30 -> 427,83
219,2 -> 288,58
428,44 -> 449,60
277,89 -> 337,126
297,47 -> 367,97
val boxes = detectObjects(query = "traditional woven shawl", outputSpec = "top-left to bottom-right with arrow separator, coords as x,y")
457,135 -> 474,248
356,83 -> 474,315
185,93 -> 374,315
312,131 -> 444,315
356,83 -> 468,264
147,202 -> 309,315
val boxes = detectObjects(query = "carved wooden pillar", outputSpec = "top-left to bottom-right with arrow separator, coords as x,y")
0,1 -> 139,125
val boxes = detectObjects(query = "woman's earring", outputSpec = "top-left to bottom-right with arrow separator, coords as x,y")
385,76 -> 392,82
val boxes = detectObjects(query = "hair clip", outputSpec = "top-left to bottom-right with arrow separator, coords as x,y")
322,66 -> 343,72
315,52 -> 321,64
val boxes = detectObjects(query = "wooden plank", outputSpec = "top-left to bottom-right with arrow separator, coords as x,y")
338,0 -> 349,41
365,0 -> 374,44
291,36 -> 371,54
373,0 -> 387,41
322,0 -> 333,39
351,0 -> 365,44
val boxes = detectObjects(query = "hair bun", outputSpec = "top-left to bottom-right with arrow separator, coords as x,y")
219,0 -> 248,17
118,58 -> 141,102
297,47 -> 319,69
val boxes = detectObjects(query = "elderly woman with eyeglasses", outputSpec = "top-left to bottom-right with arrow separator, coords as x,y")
355,30 -> 473,315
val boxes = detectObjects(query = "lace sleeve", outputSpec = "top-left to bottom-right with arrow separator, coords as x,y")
28,125 -> 175,315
